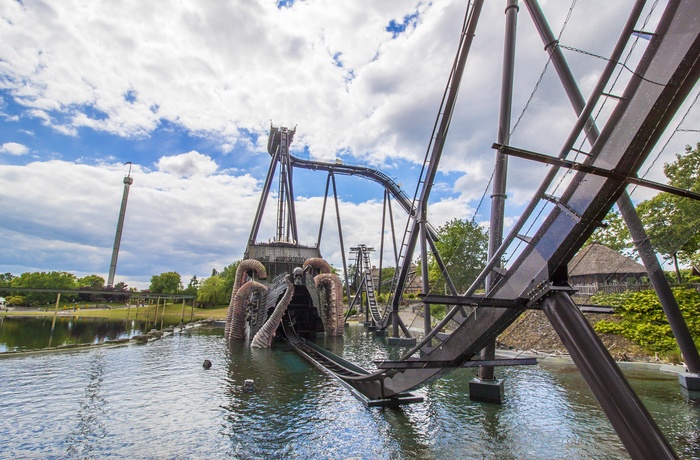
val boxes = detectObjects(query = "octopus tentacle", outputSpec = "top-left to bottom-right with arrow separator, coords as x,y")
314,273 -> 344,337
251,276 -> 294,348
303,258 -> 332,275
225,259 -> 267,340
230,281 -> 268,341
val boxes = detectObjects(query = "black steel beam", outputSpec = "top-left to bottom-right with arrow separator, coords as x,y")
541,291 -> 677,459
420,293 -> 528,309
494,143 -> 700,201
376,357 -> 537,370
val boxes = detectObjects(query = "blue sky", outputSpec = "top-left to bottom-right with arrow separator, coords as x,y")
0,0 -> 696,289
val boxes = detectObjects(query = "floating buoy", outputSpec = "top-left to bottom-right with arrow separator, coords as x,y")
243,379 -> 255,392
203,359 -> 212,369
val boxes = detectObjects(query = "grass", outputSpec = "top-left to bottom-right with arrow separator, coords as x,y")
1,303 -> 229,321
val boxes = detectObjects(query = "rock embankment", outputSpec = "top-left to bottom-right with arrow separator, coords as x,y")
497,310 -> 655,362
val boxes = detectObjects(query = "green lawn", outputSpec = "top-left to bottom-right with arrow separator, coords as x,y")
1,304 -> 229,321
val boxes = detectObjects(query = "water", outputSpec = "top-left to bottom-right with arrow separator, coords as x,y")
0,316 -> 181,352
0,324 -> 698,459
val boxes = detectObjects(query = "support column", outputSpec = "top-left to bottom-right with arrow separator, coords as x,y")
541,291 -> 677,459
472,0 -> 518,403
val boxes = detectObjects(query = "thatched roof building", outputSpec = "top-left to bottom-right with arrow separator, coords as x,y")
568,243 -> 647,286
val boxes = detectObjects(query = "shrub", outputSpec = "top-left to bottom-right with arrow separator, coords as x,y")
7,296 -> 25,306
592,287 -> 700,353
430,304 -> 446,321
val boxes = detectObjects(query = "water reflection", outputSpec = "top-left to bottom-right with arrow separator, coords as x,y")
0,317 -> 181,352
65,352 -> 107,459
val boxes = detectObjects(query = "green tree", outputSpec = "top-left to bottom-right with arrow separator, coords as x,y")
637,143 -> 700,280
149,272 -> 182,294
77,274 -> 105,290
428,218 -> 488,293
585,209 -> 633,254
197,275 -> 224,307
183,275 -> 200,297
11,271 -> 78,305
218,261 -> 241,302
0,272 -> 14,296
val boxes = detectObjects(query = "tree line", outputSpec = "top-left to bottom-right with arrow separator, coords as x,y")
0,272 -> 131,306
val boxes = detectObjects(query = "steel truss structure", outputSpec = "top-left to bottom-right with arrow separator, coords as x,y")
235,1 -> 699,458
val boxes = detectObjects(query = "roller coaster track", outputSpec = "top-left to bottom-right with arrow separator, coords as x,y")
299,0 -> 699,404
269,146 -> 413,217
281,315 -> 423,406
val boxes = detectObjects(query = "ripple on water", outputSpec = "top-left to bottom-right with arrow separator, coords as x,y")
1,326 -> 699,459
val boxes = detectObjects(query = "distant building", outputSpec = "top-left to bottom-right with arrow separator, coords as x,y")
0,297 -> 6,309
568,242 -> 647,286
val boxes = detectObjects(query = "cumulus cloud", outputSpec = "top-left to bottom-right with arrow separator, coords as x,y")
0,0 -> 695,287
0,142 -> 29,156
156,151 -> 219,177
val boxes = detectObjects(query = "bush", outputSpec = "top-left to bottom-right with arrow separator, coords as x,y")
346,308 -> 357,317
430,304 -> 446,321
7,296 -> 25,306
592,287 -> 700,353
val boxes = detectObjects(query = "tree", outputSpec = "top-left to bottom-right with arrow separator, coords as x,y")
183,275 -> 200,297
585,209 -> 633,255
197,275 -> 224,307
149,272 -> 183,294
10,271 -> 78,305
0,273 -> 14,297
585,143 -> 700,278
77,274 -> 105,290
218,261 -> 241,302
428,218 -> 488,293
637,143 -> 700,280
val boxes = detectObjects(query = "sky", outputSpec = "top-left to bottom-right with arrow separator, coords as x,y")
1,0 -> 698,289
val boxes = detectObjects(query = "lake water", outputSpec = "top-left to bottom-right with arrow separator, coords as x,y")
0,320 -> 698,459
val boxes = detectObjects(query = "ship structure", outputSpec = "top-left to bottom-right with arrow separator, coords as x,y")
224,127 -> 344,347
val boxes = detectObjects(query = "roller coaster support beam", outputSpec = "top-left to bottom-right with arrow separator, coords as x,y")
474,0 -> 519,399
389,0 -> 483,319
494,145 -> 700,201
331,173 -> 352,307
525,0 -> 700,376
541,291 -> 677,460
249,134 -> 283,247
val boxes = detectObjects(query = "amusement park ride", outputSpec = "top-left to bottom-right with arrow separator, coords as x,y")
224,1 -> 699,458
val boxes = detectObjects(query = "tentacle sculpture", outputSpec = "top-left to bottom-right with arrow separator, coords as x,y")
314,273 -> 344,337
303,257 -> 332,275
230,281 -> 268,341
251,275 -> 294,348
225,259 -> 267,340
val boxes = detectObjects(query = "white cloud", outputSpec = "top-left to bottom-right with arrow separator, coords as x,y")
155,151 -> 219,177
0,0 -> 693,287
0,142 -> 29,156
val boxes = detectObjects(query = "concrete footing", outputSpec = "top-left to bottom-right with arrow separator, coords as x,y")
374,329 -> 387,337
678,372 -> 700,399
469,378 -> 504,404
387,336 -> 417,346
